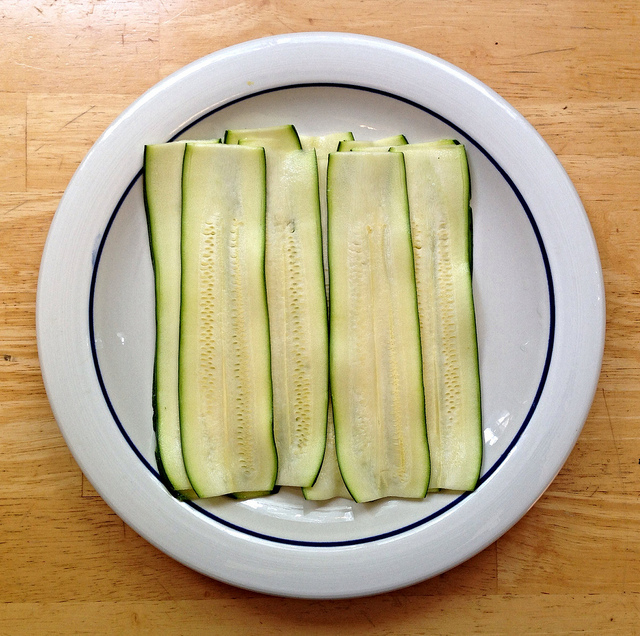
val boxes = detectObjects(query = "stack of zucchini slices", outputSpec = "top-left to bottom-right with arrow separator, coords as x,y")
143,124 -> 482,504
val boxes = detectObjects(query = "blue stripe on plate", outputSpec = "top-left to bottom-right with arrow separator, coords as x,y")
89,83 -> 555,547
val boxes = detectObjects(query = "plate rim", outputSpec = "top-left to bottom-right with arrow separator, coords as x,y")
90,80 -> 557,547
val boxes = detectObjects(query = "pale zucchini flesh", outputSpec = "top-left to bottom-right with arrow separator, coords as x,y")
144,141 -> 201,497
229,126 -> 329,488
337,134 -> 408,151
393,143 -> 482,491
389,139 -> 456,151
266,148 -> 328,487
224,124 -> 301,148
143,139 -> 220,498
300,132 -> 355,501
327,151 -> 430,503
179,143 -> 277,497
302,403 -> 351,500
300,132 -> 354,296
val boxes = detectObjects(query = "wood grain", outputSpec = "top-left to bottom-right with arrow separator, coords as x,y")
1,0 -> 639,632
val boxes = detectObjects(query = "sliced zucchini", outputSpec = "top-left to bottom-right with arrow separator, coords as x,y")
327,151 -> 430,503
337,134 -> 408,152
300,132 -> 354,295
301,131 -> 355,156
387,139 -> 457,153
352,141 -> 453,155
302,403 -> 352,500
228,126 -> 328,488
266,148 -> 328,488
392,142 -> 482,491
229,487 -> 281,500
224,124 -> 301,147
300,132 -> 354,501
179,143 -> 277,497
144,140 -> 218,497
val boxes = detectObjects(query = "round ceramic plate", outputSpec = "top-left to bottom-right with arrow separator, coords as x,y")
36,33 -> 604,598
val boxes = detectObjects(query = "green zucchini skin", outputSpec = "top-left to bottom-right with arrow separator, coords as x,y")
228,486 -> 281,500
392,142 -> 482,491
143,141 -> 197,498
228,127 -> 329,489
327,151 -> 430,503
179,143 -> 277,498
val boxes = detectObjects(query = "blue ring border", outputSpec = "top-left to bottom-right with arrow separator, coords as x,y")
88,82 -> 556,548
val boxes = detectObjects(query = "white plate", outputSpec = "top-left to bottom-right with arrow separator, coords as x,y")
36,33 -> 604,598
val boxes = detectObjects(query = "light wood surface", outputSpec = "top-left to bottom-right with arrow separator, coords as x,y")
1,1 -> 638,633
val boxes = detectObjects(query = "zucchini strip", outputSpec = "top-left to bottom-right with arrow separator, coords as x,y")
337,134 -> 408,151
301,132 -> 354,296
300,132 -> 354,501
327,151 -> 430,503
228,126 -> 329,488
302,406 -> 351,500
393,142 -> 482,491
179,143 -> 277,497
143,141 -> 221,497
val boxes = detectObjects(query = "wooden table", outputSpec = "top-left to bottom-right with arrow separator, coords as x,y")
1,1 -> 637,633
